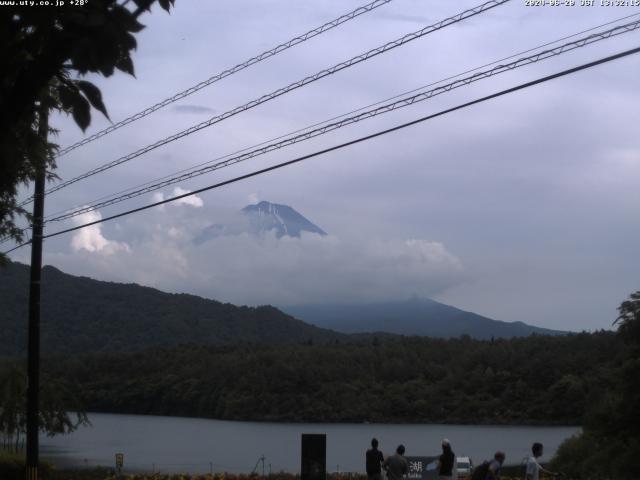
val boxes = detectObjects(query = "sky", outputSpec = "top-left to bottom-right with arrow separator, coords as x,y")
10,0 -> 640,331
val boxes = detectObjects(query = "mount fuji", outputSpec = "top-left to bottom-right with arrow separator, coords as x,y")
194,201 -> 326,244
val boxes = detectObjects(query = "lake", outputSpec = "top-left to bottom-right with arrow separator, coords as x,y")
40,413 -> 580,475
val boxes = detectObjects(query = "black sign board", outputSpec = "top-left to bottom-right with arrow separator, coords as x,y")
301,434 -> 326,480
404,456 -> 439,480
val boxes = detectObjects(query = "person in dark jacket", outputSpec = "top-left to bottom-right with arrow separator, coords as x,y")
383,444 -> 408,480
437,439 -> 455,479
366,438 -> 385,480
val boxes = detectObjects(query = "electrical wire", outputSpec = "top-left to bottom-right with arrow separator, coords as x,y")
4,45 -> 637,256
27,46 -> 639,245
0,227 -> 31,246
55,0 -> 394,157
2,240 -> 32,255
43,18 -> 640,224
41,11 -> 640,222
23,0 -> 509,204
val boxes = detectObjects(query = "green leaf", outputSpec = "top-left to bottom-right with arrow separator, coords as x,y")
76,80 -> 110,120
56,84 -> 77,111
124,15 -> 145,34
115,55 -> 135,77
85,11 -> 107,28
69,37 -> 95,74
132,0 -> 154,12
158,0 -> 172,12
118,31 -> 138,52
111,5 -> 145,33
71,95 -> 91,132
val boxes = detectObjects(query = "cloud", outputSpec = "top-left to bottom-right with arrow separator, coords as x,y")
171,187 -> 204,208
190,233 -> 464,306
149,188 -> 204,210
247,193 -> 259,204
70,210 -> 130,255
373,12 -> 432,24
55,204 -> 465,307
171,104 -> 216,114
151,192 -> 166,211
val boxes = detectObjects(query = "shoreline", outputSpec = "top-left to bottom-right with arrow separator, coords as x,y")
77,410 -> 584,429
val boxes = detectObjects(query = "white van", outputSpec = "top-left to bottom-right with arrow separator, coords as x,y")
456,456 -> 472,478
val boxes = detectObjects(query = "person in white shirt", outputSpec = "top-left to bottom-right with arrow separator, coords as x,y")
525,443 -> 558,480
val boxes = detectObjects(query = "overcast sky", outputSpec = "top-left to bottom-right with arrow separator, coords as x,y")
10,0 -> 640,331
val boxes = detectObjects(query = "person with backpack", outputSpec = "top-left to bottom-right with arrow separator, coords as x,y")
470,451 -> 505,480
486,452 -> 505,480
366,438 -> 385,480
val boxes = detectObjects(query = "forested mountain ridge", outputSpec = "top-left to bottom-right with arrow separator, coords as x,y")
283,298 -> 565,339
1,261 -> 564,358
0,261 -> 345,356
40,331 -> 618,425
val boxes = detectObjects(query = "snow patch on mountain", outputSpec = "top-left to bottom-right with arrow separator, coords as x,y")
194,201 -> 326,244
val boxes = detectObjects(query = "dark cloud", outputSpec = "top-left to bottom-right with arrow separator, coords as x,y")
372,12 -> 433,24
172,104 -> 216,114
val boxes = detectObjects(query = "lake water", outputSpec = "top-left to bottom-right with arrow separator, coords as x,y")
40,413 -> 580,475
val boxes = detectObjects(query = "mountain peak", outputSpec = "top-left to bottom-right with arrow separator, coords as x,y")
242,200 -> 290,216
242,201 -> 327,238
194,201 -> 326,244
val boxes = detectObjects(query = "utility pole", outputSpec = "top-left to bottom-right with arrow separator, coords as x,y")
26,104 -> 48,480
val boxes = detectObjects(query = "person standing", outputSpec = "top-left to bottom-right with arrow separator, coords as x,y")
486,451 -> 505,480
366,438 -> 385,480
383,444 -> 408,480
525,443 -> 558,480
437,439 -> 456,480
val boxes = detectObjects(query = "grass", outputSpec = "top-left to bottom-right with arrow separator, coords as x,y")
0,451 -> 573,480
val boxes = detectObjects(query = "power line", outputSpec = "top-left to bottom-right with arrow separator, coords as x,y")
41,11 -> 640,223
55,0 -> 394,158
0,229 -> 29,246
29,46 -> 639,244
3,239 -> 31,255
26,0 -> 509,203
44,19 -> 640,224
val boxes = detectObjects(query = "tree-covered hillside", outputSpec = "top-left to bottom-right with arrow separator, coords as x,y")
551,291 -> 640,479
283,298 -> 564,339
0,261 -> 344,356
40,331 -> 619,425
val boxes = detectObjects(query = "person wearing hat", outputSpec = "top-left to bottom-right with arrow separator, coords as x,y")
437,439 -> 456,480
383,444 -> 408,480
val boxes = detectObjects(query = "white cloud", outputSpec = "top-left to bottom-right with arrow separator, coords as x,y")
70,210 -> 130,255
172,187 -> 203,208
57,205 -> 465,306
151,192 -> 165,211
147,187 -> 203,213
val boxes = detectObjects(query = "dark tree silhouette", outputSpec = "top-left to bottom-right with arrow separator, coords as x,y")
0,0 -> 175,255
